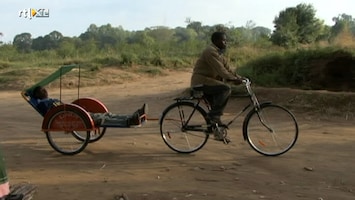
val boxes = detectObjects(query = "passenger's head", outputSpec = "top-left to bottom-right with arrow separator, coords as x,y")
33,86 -> 48,99
211,31 -> 227,50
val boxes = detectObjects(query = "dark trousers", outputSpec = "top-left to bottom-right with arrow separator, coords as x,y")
200,84 -> 231,118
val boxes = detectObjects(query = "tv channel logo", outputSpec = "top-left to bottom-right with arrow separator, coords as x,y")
19,8 -> 49,19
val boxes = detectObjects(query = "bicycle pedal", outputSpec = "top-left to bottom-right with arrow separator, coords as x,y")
213,123 -> 228,129
214,136 -> 231,144
223,137 -> 231,144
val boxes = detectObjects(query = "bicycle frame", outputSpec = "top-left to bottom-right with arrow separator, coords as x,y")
226,79 -> 266,126
175,78 -> 273,134
175,98 -> 210,133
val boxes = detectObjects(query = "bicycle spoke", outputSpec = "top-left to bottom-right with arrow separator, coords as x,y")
160,102 -> 209,153
245,104 -> 298,156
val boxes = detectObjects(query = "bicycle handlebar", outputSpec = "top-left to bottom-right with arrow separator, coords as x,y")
228,77 -> 251,88
242,77 -> 250,84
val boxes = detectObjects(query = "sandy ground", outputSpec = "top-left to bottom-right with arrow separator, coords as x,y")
0,70 -> 355,200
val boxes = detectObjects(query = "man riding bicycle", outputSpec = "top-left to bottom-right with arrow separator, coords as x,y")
191,31 -> 244,126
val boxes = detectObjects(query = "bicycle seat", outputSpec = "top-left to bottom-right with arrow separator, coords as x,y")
191,84 -> 204,98
192,84 -> 204,91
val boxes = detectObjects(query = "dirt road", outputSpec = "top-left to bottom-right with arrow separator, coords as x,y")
1,70 -> 354,200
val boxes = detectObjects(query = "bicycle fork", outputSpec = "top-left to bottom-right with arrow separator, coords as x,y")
255,109 -> 283,148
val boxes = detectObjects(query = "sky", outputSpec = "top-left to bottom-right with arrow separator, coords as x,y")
1,0 -> 354,43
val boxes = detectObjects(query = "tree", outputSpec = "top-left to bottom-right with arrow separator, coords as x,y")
146,26 -> 174,42
31,31 -> 63,51
57,37 -> 76,58
331,14 -> 355,37
76,38 -> 97,56
128,31 -> 154,47
13,33 -> 32,53
271,3 -> 324,47
48,31 -> 63,42
186,21 -> 202,34
31,36 -> 46,51
80,23 -> 128,50
186,21 -> 211,41
79,24 -> 99,41
173,27 -> 197,43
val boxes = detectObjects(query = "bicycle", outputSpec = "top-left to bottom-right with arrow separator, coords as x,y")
159,78 -> 299,156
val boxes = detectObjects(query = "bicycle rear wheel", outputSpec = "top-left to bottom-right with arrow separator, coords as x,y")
160,101 -> 210,153
243,103 -> 298,156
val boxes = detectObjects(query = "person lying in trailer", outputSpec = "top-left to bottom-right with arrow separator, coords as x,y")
32,86 -> 147,127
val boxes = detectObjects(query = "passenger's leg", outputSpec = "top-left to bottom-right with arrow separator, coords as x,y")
91,113 -> 130,127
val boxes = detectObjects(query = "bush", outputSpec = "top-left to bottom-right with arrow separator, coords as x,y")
120,53 -> 138,66
0,61 -> 11,69
240,47 -> 355,91
93,56 -> 121,66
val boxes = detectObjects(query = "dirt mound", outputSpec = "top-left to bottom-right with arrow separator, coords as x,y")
309,50 -> 355,92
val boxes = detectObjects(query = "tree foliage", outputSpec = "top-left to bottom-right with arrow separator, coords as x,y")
271,3 -> 324,47
331,13 -> 355,38
13,32 -> 32,53
3,4 -> 354,69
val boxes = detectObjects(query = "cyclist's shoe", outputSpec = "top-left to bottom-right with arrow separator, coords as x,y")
213,126 -> 230,144
213,125 -> 230,144
214,133 -> 224,141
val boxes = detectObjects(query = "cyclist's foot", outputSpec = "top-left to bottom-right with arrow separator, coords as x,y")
213,126 -> 230,143
214,134 -> 224,141
208,115 -> 226,126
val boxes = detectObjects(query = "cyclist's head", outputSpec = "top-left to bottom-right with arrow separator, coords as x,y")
211,31 -> 227,50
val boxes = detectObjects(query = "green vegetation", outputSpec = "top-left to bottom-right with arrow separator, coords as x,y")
239,47 -> 355,90
0,4 -> 354,91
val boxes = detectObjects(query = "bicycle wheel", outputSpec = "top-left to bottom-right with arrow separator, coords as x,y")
72,127 -> 106,143
243,103 -> 298,156
160,101 -> 210,153
45,110 -> 90,155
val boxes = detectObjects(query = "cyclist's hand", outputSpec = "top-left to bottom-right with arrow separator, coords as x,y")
227,77 -> 243,85
233,79 -> 243,85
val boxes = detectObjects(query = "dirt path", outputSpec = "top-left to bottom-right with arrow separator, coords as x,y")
1,70 -> 354,200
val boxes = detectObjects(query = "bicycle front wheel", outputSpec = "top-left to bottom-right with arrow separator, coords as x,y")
243,103 -> 298,156
160,101 -> 210,153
